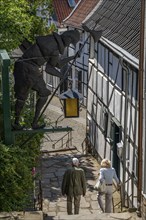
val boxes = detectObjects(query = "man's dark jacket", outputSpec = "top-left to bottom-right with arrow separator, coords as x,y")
62,167 -> 86,196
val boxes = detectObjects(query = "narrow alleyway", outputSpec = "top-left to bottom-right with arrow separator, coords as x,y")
36,96 -> 132,220
39,151 -> 124,219
0,96 -> 140,220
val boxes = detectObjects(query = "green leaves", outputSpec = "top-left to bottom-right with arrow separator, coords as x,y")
0,143 -> 32,210
0,0 -> 54,51
0,0 -> 32,50
0,0 -> 52,210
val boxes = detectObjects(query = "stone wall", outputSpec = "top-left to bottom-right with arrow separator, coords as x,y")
142,194 -> 146,219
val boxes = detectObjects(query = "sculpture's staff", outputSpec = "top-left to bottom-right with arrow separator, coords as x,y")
38,24 -> 102,123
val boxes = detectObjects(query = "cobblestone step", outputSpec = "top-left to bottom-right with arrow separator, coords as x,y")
0,211 -> 140,220
0,211 -> 43,220
44,212 -> 137,220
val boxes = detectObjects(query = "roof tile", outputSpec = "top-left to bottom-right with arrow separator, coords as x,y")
83,0 -> 141,59
63,0 -> 99,28
52,0 -> 79,26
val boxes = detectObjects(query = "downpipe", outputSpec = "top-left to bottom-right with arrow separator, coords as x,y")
137,0 -> 145,217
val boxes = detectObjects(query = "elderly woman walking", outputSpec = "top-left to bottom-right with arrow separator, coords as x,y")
97,159 -> 120,213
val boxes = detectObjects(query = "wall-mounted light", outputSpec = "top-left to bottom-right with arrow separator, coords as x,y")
117,141 -> 123,159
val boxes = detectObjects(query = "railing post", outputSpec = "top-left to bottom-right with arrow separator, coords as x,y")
0,50 -> 14,145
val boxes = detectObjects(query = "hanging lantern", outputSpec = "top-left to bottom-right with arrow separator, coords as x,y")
59,88 -> 83,118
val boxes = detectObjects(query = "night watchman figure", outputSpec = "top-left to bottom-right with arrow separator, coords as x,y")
13,30 -> 80,130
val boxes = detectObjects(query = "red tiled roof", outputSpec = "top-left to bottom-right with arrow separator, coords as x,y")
63,0 -> 99,29
53,0 -> 79,25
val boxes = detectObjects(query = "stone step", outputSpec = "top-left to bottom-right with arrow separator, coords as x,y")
0,211 -> 43,220
0,211 -> 139,220
44,212 -> 137,220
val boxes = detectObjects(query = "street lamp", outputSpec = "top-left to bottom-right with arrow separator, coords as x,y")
59,87 -> 83,118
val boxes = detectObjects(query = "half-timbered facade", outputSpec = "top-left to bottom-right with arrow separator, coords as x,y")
63,0 -> 99,106
83,0 -> 146,215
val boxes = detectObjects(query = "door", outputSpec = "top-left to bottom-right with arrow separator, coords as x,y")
110,120 -> 121,178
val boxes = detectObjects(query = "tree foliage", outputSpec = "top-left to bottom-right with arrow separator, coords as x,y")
0,63 -> 44,211
0,134 -> 42,211
0,0 -> 54,211
0,0 -> 54,51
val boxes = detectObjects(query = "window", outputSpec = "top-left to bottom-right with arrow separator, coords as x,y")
68,0 -> 76,8
74,69 -> 82,92
100,105 -> 108,134
46,75 -> 53,87
106,114 -> 122,144
78,43 -> 83,57
78,71 -> 82,93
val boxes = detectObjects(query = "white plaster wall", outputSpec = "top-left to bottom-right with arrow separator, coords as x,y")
87,90 -> 93,113
97,71 -> 103,99
121,95 -> 125,128
114,90 -> 122,122
108,83 -> 115,114
103,77 -> 108,105
127,103 -> 137,142
95,128 -> 105,158
104,143 -> 111,159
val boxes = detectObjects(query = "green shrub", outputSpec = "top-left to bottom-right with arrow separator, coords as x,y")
0,135 -> 43,211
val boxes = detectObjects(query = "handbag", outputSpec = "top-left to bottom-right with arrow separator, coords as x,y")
94,179 -> 106,193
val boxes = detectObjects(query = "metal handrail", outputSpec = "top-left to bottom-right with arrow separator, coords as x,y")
37,179 -> 43,210
52,130 -> 72,150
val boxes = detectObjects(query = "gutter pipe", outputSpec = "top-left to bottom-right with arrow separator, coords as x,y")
137,0 -> 145,217
144,1 -> 146,195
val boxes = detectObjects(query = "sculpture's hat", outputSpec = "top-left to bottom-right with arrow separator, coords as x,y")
62,30 -> 80,46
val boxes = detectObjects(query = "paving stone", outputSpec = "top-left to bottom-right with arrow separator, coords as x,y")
50,182 -> 60,188
48,202 -> 57,208
48,207 -> 56,212
45,212 -> 57,219
43,173 -> 55,178
57,201 -> 67,208
91,200 -> 99,210
91,194 -> 98,201
79,209 -> 92,215
50,177 -> 58,182
55,171 -> 66,177
42,161 -> 56,167
85,199 -> 92,204
58,207 -> 67,212
43,199 -> 50,206
43,190 -> 51,198
109,212 -> 133,219
24,211 -> 43,220
80,196 -> 90,208
41,180 -> 52,185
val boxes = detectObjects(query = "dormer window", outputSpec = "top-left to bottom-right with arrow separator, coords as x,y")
68,0 -> 76,8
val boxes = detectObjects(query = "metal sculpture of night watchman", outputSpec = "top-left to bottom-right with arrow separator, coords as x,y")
13,30 -> 80,130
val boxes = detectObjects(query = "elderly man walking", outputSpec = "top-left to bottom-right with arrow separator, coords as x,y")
61,157 -> 86,215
